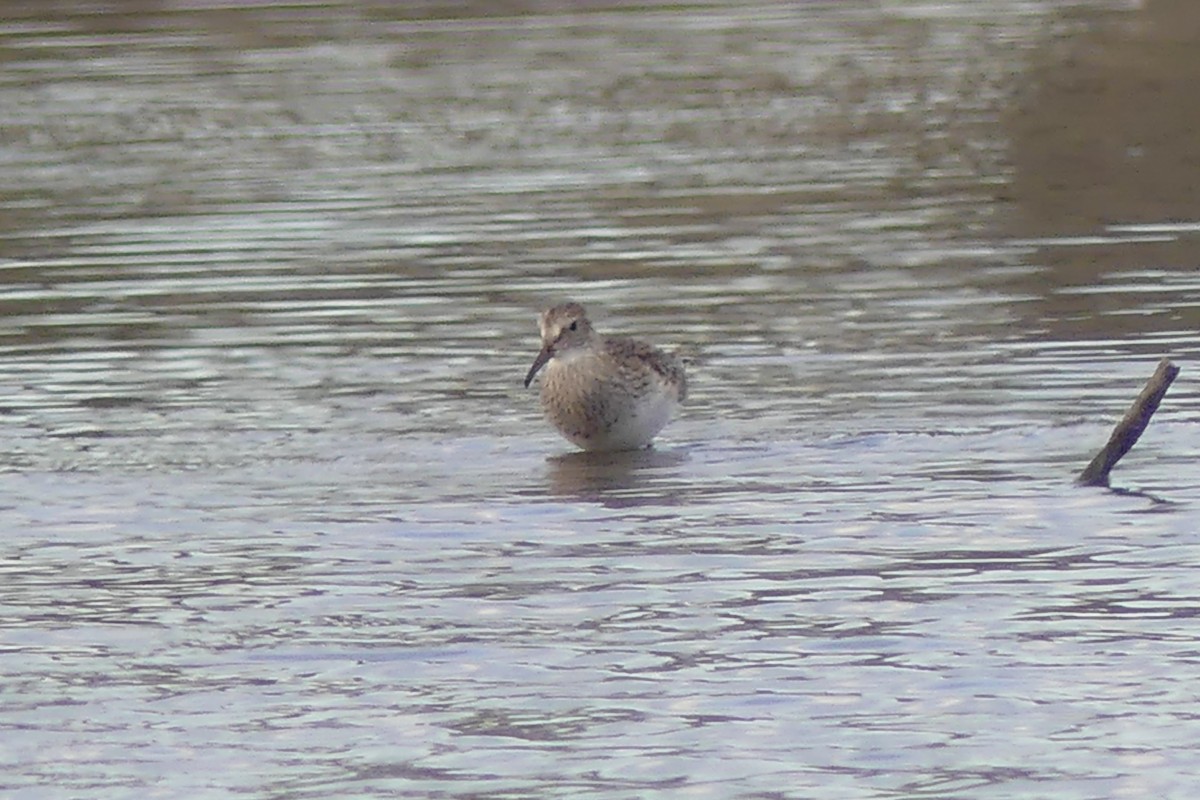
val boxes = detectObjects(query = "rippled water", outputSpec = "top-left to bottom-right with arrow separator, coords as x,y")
5,1 -> 1200,798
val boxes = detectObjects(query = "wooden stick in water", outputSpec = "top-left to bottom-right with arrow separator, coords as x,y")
1078,358 -> 1179,487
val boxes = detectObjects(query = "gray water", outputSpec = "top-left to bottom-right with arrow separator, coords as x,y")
5,1 -> 1200,798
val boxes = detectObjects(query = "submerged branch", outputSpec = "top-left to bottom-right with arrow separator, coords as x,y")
1077,358 -> 1179,487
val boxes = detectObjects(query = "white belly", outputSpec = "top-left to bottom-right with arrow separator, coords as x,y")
570,390 -> 676,451
539,354 -> 680,452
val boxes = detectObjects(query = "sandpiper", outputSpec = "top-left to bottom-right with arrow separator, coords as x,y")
523,302 -> 687,452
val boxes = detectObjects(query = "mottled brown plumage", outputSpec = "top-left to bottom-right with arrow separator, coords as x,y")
523,302 -> 686,451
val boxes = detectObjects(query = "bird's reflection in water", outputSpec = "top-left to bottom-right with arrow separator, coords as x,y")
545,446 -> 690,503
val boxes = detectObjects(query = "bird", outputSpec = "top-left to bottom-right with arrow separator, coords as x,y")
523,301 -> 686,451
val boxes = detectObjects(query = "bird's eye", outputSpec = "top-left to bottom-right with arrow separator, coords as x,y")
568,321 -> 578,332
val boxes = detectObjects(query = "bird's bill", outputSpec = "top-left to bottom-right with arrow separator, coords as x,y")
523,346 -> 553,388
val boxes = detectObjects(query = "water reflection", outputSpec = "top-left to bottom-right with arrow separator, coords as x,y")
543,447 -> 691,500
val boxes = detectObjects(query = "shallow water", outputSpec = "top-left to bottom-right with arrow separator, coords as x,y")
4,1 -> 1200,798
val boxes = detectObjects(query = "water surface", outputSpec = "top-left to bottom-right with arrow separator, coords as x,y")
4,1 -> 1200,798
